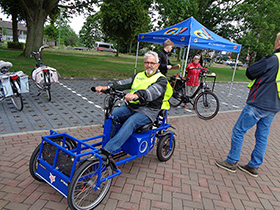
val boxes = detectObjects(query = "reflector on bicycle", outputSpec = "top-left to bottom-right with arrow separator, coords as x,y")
43,69 -> 48,72
11,75 -> 18,79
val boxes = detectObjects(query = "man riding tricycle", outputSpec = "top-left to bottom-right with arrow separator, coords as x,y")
29,51 -> 176,210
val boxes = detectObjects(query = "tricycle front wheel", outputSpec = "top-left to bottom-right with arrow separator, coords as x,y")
157,134 -> 176,162
67,159 -> 112,210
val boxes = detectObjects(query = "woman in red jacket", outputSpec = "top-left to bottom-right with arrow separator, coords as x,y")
184,55 -> 208,108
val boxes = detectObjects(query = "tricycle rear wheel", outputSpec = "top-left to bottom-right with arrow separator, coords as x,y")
67,159 -> 112,210
157,134 -> 175,162
29,145 -> 44,182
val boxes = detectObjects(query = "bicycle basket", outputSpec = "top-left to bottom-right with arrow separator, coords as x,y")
169,78 -> 184,91
42,136 -> 75,176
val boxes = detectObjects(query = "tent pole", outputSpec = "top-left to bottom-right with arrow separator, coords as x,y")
228,52 -> 241,96
180,48 -> 186,76
134,42 -> 140,75
183,44 -> 191,77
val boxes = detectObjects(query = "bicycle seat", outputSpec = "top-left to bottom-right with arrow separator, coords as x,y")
0,60 -> 12,69
135,122 -> 154,133
135,110 -> 165,133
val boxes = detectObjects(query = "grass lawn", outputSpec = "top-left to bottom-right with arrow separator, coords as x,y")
0,47 -> 249,82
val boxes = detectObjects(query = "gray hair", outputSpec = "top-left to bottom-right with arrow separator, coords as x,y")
193,55 -> 201,60
144,51 -> 159,63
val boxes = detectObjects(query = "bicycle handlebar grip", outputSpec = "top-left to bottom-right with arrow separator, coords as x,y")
30,52 -> 35,57
91,87 -> 110,93
132,97 -> 139,101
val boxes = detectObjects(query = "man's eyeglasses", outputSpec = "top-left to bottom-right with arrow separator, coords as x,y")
144,62 -> 158,66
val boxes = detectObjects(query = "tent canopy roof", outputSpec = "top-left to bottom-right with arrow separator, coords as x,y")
138,17 -> 241,53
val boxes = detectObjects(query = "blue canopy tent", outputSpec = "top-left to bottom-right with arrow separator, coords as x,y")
135,17 -> 242,93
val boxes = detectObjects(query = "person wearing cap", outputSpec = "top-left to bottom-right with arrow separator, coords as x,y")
158,39 -> 180,76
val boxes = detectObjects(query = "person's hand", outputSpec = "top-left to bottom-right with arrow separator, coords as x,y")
167,65 -> 173,70
172,64 -> 180,69
95,86 -> 108,94
125,93 -> 138,101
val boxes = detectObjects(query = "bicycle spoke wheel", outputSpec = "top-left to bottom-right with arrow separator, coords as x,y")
169,90 -> 183,107
46,86 -> 51,101
157,134 -> 176,162
194,91 -> 219,120
45,74 -> 51,101
67,159 -> 112,210
10,81 -> 23,111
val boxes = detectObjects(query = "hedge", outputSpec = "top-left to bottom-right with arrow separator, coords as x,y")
7,42 -> 25,50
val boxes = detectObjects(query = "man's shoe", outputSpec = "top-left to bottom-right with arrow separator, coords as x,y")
215,160 -> 237,173
237,164 -> 258,177
100,148 -> 118,169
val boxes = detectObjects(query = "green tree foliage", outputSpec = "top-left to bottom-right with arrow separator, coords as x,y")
154,0 -> 241,39
62,25 -> 78,47
79,13 -> 103,48
233,0 -> 280,61
44,16 -> 78,47
100,0 -> 152,56
44,24 -> 59,42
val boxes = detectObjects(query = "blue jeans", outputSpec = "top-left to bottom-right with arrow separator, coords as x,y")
104,105 -> 151,153
226,104 -> 276,168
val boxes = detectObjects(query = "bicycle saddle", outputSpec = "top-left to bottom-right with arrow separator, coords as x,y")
0,60 -> 12,69
135,110 -> 165,133
135,122 -> 154,133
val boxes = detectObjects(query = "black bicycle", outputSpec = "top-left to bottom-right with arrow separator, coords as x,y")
169,69 -> 219,120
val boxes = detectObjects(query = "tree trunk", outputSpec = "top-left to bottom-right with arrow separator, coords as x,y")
11,14 -> 19,42
20,13 -> 47,57
18,0 -> 58,57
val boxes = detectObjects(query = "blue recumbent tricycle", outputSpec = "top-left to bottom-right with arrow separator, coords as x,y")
29,87 -> 176,210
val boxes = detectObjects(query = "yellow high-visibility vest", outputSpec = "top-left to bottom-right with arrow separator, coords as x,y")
275,53 -> 280,98
248,53 -> 280,99
130,71 -> 173,110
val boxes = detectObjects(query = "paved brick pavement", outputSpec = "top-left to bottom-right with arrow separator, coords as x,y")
0,110 -> 280,210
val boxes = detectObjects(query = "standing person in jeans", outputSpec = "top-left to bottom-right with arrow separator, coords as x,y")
216,32 -> 280,177
95,51 -> 171,168
158,39 -> 180,76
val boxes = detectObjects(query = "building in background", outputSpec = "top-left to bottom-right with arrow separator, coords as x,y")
0,19 -> 27,43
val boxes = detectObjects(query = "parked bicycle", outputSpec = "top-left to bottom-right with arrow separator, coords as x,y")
29,87 -> 176,210
169,69 -> 219,120
0,60 -> 29,111
31,46 -> 59,101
